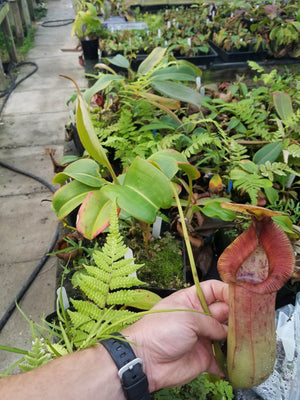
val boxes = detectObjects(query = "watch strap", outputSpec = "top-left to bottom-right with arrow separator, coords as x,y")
101,333 -> 151,400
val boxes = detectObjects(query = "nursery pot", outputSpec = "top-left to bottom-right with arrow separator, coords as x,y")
81,39 -> 99,60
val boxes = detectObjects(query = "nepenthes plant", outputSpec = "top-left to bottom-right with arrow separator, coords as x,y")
217,202 -> 295,388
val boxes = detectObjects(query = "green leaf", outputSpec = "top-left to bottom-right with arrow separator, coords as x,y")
52,180 -> 93,219
176,59 -> 202,77
138,122 -> 176,132
253,142 -> 283,165
125,289 -> 161,310
236,122 -> 247,134
202,201 -> 236,221
273,92 -> 294,121
152,81 -> 203,109
240,161 -> 259,174
230,85 -> 239,96
151,65 -> 197,82
148,149 -> 200,180
60,155 -> 80,164
272,215 -> 295,235
76,95 -> 111,170
105,54 -> 130,69
77,190 -> 113,239
228,118 -> 241,130
102,157 -> 173,223
264,186 -> 279,204
137,47 -> 167,76
52,159 -> 104,187
84,74 -> 124,103
240,82 -> 248,97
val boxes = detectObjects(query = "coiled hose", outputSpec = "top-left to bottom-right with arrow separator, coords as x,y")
0,161 -> 59,332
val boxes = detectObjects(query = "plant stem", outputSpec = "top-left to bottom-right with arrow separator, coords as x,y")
172,184 -> 209,312
184,175 -> 193,218
171,183 -> 226,373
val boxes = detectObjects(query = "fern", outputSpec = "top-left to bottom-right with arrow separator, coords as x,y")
67,202 -> 147,347
247,61 -> 264,74
183,130 -> 221,158
226,139 -> 249,166
19,338 -> 52,372
288,143 -> 300,159
154,373 -> 233,400
97,121 -> 120,141
230,168 -> 273,205
258,161 -> 300,181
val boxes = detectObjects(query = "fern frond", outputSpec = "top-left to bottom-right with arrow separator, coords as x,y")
70,299 -> 103,320
288,143 -> 300,158
110,276 -> 145,290
183,131 -> 219,158
68,310 -> 96,332
19,339 -> 52,372
247,61 -> 265,74
65,202 -> 152,348
111,260 -> 144,277
230,169 -> 273,204
107,289 -> 143,305
47,343 -> 69,357
160,133 -> 186,150
227,140 -> 248,165
259,161 -> 300,181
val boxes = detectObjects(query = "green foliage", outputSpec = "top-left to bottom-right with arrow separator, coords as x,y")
67,202 -> 153,346
132,232 -> 185,289
97,103 -> 163,166
19,338 -> 52,372
154,374 -> 234,400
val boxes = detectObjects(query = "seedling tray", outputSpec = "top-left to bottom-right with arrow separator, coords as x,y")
172,45 -> 218,66
209,40 -> 268,63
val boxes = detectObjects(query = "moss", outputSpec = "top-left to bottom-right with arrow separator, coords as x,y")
134,232 -> 185,289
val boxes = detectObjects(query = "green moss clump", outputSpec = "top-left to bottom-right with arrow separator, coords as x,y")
135,232 -> 185,289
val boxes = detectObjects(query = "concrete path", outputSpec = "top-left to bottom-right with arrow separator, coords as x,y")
0,0 -> 87,373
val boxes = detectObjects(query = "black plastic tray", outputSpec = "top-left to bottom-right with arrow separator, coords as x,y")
173,45 -> 218,66
209,40 -> 268,63
101,45 -> 218,70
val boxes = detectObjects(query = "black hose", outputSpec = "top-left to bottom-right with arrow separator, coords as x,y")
41,18 -> 74,27
0,62 -> 38,118
0,161 -> 56,193
0,161 -> 59,332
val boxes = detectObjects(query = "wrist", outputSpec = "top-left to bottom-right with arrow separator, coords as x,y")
96,344 -> 127,400
101,333 -> 151,399
121,329 -> 157,393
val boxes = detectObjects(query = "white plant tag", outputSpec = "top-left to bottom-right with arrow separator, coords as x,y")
56,287 -> 70,310
125,248 -> 137,278
152,216 -> 162,239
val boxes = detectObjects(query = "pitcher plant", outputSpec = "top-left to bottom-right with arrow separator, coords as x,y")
217,203 -> 295,388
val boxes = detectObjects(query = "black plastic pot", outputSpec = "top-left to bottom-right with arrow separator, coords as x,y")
81,39 -> 99,60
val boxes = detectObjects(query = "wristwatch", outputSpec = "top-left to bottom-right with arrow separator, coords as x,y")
101,332 -> 151,400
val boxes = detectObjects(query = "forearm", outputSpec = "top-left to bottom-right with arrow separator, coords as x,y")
0,344 -> 126,400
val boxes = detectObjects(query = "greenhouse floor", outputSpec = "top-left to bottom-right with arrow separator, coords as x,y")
0,0 -> 87,373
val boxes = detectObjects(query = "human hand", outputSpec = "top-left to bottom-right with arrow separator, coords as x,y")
122,280 -> 229,392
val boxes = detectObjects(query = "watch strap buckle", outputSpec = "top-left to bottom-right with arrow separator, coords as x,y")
118,358 -> 143,380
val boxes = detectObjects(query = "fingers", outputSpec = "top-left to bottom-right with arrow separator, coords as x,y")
200,280 -> 229,306
179,280 -> 228,313
208,301 -> 229,324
